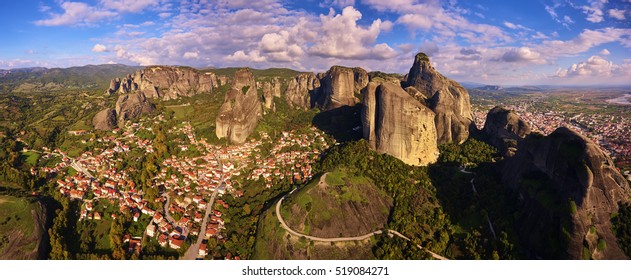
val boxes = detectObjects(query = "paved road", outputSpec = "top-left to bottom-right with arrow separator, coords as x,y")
162,194 -> 176,224
70,161 -> 95,179
275,173 -> 448,260
181,185 -> 220,260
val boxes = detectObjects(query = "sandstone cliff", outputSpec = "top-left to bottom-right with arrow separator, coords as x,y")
115,91 -> 155,125
92,108 -> 117,130
362,82 -> 439,166
215,68 -> 262,144
483,106 -> 531,156
285,73 -> 320,109
261,77 -> 282,110
405,53 -> 474,144
318,66 -> 368,110
503,127 -> 631,259
106,66 -> 219,100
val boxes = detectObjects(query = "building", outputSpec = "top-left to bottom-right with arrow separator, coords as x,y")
146,224 -> 156,237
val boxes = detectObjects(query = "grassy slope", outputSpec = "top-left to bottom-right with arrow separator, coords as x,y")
281,170 -> 392,238
0,196 -> 42,259
252,203 -> 377,260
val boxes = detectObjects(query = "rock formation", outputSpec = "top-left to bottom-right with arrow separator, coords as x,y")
362,82 -> 439,166
483,106 -> 531,156
215,69 -> 263,144
317,66 -> 368,110
285,73 -> 320,109
262,78 -> 283,110
503,127 -> 631,259
92,108 -> 117,130
115,91 -> 155,125
105,66 -> 219,100
404,52 -> 474,144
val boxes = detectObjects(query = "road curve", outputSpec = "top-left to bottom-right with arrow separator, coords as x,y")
274,176 -> 448,260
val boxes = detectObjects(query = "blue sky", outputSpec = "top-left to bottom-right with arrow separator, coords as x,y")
1,0 -> 630,85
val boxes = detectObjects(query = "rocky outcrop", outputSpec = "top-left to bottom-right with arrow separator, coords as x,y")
285,73 -> 320,109
106,66 -> 219,100
92,108 -> 117,130
317,66 -> 368,110
503,127 -> 631,259
404,52 -> 474,144
261,78 -> 282,110
215,69 -> 263,144
106,78 -> 120,95
362,82 -> 439,166
115,91 -> 155,125
484,106 -> 531,156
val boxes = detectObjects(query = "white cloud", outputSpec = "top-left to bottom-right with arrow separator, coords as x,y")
100,0 -> 159,13
555,55 -> 613,77
581,0 -> 608,23
308,7 -> 396,59
92,44 -> 108,53
364,0 -> 509,44
600,49 -> 611,55
500,47 -> 544,63
35,2 -> 117,26
158,12 -> 172,18
608,9 -> 626,20
503,21 -> 532,31
321,0 -> 355,8
183,51 -> 199,59
226,50 -> 266,62
545,3 -> 574,28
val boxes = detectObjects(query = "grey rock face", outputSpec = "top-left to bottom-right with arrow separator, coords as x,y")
92,108 -> 117,130
285,73 -> 320,109
483,106 -> 531,156
115,91 -> 155,125
106,66 -> 219,100
405,53 -> 474,144
215,68 -> 263,144
362,82 -> 439,166
503,127 -> 631,259
318,66 -> 368,110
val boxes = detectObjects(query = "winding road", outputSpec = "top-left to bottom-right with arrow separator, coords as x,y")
274,174 -> 448,260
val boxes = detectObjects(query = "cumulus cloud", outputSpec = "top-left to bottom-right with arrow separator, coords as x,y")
555,55 -> 613,77
608,9 -> 626,20
92,44 -> 108,53
600,49 -> 611,55
500,47 -> 544,63
308,7 -> 396,59
35,2 -> 116,26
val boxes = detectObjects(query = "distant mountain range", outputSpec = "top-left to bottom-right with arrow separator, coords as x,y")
0,64 -> 141,90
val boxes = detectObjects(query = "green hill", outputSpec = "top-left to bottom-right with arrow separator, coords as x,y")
252,170 -> 393,260
0,196 -> 46,260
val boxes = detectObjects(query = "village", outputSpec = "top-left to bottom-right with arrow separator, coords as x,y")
36,113 -> 332,259
473,101 -> 631,179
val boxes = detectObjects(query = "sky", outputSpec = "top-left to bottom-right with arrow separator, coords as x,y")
1,0 -> 630,86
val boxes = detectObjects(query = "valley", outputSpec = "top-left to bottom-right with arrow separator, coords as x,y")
0,52 -> 629,261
